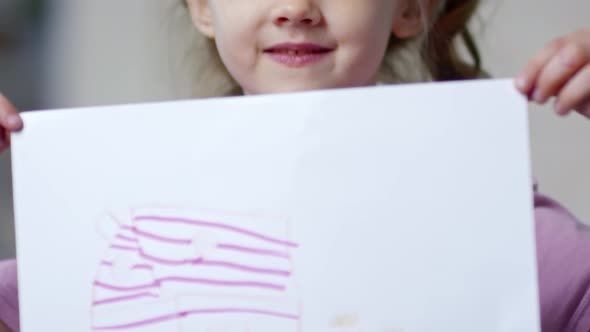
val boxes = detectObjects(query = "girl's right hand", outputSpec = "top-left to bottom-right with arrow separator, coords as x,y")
0,93 -> 23,153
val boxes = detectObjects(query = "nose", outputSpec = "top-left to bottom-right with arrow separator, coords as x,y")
271,0 -> 322,27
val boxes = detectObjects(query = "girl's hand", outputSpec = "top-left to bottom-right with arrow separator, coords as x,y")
0,93 -> 23,153
515,27 -> 590,118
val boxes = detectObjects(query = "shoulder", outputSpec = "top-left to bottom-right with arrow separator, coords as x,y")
0,259 -> 18,332
534,190 -> 590,332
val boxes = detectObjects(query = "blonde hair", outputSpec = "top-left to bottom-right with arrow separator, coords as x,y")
173,0 -> 481,98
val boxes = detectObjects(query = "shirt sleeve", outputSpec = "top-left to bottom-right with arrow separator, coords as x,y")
534,189 -> 590,332
0,259 -> 19,332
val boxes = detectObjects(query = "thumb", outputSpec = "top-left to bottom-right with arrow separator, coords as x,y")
0,94 -> 23,131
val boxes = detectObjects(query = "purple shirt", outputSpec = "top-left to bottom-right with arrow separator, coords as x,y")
535,190 -> 590,331
1,188 -> 590,332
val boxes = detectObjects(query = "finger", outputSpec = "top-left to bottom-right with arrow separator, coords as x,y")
554,64 -> 590,116
0,125 -> 11,152
573,97 -> 590,119
0,127 -> 6,151
0,93 -> 23,131
5,127 -> 10,146
515,38 -> 564,98
532,42 -> 588,103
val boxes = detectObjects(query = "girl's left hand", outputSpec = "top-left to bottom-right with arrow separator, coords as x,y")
515,27 -> 590,118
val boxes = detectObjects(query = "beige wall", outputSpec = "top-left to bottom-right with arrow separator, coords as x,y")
1,0 -> 589,258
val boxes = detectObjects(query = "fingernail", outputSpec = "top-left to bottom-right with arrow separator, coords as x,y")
532,90 -> 544,103
554,101 -> 567,115
515,76 -> 527,90
5,115 -> 22,129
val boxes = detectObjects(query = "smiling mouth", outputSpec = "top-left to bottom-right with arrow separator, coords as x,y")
264,48 -> 332,55
264,43 -> 334,67
264,42 -> 333,53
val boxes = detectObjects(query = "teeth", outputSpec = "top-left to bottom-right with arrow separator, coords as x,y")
288,50 -> 297,55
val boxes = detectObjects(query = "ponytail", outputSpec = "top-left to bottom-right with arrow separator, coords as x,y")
423,0 -> 482,80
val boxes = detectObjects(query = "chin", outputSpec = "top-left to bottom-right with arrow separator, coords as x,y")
248,80 -> 366,95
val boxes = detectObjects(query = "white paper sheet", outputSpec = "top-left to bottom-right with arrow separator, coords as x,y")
11,79 -> 539,331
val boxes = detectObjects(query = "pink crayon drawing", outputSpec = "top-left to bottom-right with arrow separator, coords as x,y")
91,207 -> 301,331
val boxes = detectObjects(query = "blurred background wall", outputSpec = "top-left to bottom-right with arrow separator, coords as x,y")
0,0 -> 45,259
1,0 -> 589,259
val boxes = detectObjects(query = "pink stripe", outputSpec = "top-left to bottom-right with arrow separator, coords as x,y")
122,227 -> 295,262
137,250 -> 186,265
101,261 -> 154,271
134,215 -> 298,248
218,243 -> 291,259
161,276 -> 285,291
94,276 -> 285,292
133,264 -> 154,271
110,245 -> 139,252
137,250 -> 289,277
122,225 -> 191,245
101,261 -> 113,267
92,308 -> 299,330
93,292 -> 158,306
199,260 -> 291,277
115,234 -> 138,243
94,280 -> 154,292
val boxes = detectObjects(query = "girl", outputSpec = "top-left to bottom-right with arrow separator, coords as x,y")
2,0 -> 590,331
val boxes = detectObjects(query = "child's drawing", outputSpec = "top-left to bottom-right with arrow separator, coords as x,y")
90,207 -> 301,331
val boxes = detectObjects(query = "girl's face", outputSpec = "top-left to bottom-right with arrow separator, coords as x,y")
187,0 -> 426,94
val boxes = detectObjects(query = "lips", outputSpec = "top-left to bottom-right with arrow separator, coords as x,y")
264,43 -> 333,54
264,43 -> 334,67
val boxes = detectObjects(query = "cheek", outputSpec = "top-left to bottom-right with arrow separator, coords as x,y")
332,1 -> 396,40
211,13 -> 259,80
331,3 -> 396,74
215,35 -> 258,90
